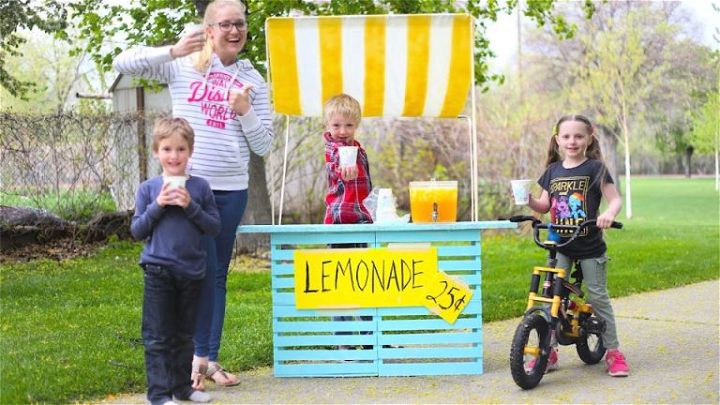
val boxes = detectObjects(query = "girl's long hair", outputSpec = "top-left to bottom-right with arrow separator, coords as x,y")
545,114 -> 611,190
192,0 -> 246,72
544,114 -> 603,167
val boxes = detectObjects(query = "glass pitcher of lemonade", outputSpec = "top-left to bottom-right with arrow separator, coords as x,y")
409,181 -> 458,223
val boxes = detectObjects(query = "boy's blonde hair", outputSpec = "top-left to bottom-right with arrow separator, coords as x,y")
193,0 -> 247,72
323,94 -> 362,125
152,117 -> 195,152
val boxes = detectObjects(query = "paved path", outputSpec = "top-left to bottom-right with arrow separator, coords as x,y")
107,280 -> 719,404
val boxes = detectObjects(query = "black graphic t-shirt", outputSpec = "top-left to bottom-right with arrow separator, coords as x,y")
538,159 -> 613,259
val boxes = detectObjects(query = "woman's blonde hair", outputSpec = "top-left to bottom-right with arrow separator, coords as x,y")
323,94 -> 362,125
545,114 -> 611,189
192,0 -> 247,72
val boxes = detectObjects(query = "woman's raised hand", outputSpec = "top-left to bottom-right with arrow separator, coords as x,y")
228,85 -> 254,116
170,28 -> 206,58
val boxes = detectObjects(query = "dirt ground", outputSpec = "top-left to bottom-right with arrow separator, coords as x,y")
0,237 -> 105,262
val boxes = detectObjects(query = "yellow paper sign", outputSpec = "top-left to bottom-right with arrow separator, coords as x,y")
294,247 -> 473,324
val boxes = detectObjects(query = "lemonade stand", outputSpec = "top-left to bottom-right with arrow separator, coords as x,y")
238,14 -> 515,377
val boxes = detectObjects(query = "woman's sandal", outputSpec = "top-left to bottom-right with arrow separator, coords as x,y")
191,361 -> 207,391
205,362 -> 240,387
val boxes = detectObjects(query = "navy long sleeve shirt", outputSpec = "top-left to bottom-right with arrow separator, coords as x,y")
131,175 -> 220,279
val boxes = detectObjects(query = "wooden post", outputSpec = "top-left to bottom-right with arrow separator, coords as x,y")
136,87 -> 147,181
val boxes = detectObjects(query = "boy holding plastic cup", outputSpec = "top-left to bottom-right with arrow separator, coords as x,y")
322,94 -> 373,350
322,93 -> 373,225
131,117 -> 220,405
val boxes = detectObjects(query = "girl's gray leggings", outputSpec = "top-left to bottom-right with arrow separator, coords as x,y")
557,253 -> 620,349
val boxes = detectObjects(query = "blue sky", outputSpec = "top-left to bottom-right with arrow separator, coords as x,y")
486,0 -> 719,73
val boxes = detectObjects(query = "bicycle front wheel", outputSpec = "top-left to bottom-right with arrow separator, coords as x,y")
510,313 -> 550,389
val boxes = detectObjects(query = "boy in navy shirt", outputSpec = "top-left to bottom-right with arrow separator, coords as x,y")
131,117 -> 220,405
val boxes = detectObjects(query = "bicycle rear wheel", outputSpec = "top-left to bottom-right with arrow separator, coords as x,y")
510,313 -> 550,389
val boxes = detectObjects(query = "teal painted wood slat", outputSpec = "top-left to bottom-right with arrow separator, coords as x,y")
274,362 -> 377,377
436,244 -> 481,256
378,317 -> 480,331
270,248 -> 293,261
376,230 -> 480,243
274,306 -> 377,317
274,319 -> 375,333
271,232 -> 375,245
377,331 -> 481,345
275,334 -> 373,347
378,361 -> 482,376
275,349 -> 377,361
376,346 -> 481,359
239,221 -> 516,234
271,263 -> 294,276
438,259 -> 481,271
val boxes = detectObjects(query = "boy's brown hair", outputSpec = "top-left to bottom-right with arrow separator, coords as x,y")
151,117 -> 195,152
323,93 -> 362,125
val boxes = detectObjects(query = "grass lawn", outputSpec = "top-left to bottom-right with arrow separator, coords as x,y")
1,177 -> 718,403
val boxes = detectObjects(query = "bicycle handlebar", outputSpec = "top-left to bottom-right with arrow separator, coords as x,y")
508,215 -> 622,250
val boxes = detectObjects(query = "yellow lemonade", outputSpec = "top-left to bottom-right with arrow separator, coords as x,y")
409,181 -> 458,223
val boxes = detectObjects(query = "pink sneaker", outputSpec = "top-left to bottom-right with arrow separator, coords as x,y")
605,349 -> 630,377
546,347 -> 559,372
524,347 -> 559,374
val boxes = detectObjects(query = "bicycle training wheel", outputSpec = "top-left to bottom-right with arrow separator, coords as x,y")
576,316 -> 606,364
510,313 -> 550,389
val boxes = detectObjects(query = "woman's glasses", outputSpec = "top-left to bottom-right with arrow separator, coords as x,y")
211,20 -> 247,32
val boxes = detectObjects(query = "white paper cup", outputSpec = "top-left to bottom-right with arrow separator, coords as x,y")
338,146 -> 358,167
164,175 -> 187,190
511,179 -> 532,205
181,23 -> 205,40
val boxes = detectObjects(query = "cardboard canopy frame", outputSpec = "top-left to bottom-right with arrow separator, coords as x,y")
265,14 -> 478,223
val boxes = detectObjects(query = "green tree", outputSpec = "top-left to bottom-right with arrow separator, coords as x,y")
69,0 -> 592,89
0,30 -> 105,113
66,0 -> 589,224
524,2 -> 717,218
0,0 -> 68,98
690,89 -> 720,190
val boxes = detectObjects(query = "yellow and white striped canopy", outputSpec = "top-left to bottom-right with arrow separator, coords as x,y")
266,14 -> 473,118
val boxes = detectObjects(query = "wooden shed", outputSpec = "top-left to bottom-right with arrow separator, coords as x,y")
108,74 -> 172,210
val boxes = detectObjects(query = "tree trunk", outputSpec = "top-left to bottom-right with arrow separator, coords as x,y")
685,145 -> 694,178
715,144 -> 720,190
622,124 -> 632,219
192,0 -> 211,17
597,124 -> 619,185
236,153 -> 271,254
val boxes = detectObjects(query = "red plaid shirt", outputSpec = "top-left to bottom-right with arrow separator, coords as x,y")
323,132 -> 373,224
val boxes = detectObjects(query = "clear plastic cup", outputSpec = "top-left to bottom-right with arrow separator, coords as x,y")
338,146 -> 358,167
511,179 -> 532,205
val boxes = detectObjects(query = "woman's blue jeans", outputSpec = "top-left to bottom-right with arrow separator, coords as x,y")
193,189 -> 247,361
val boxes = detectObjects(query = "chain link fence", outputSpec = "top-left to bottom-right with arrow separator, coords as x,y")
0,111 -> 161,221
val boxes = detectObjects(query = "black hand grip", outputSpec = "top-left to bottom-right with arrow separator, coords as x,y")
508,215 -> 536,223
611,221 -> 623,229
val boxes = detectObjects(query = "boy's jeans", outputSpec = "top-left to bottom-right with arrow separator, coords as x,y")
194,189 -> 247,361
142,264 -> 202,405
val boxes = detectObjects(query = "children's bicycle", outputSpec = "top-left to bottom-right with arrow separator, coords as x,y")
507,215 -> 622,389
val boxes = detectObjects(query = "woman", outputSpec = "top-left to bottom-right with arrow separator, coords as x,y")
113,0 -> 273,389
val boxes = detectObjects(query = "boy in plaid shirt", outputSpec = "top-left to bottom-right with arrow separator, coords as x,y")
323,93 -> 373,224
